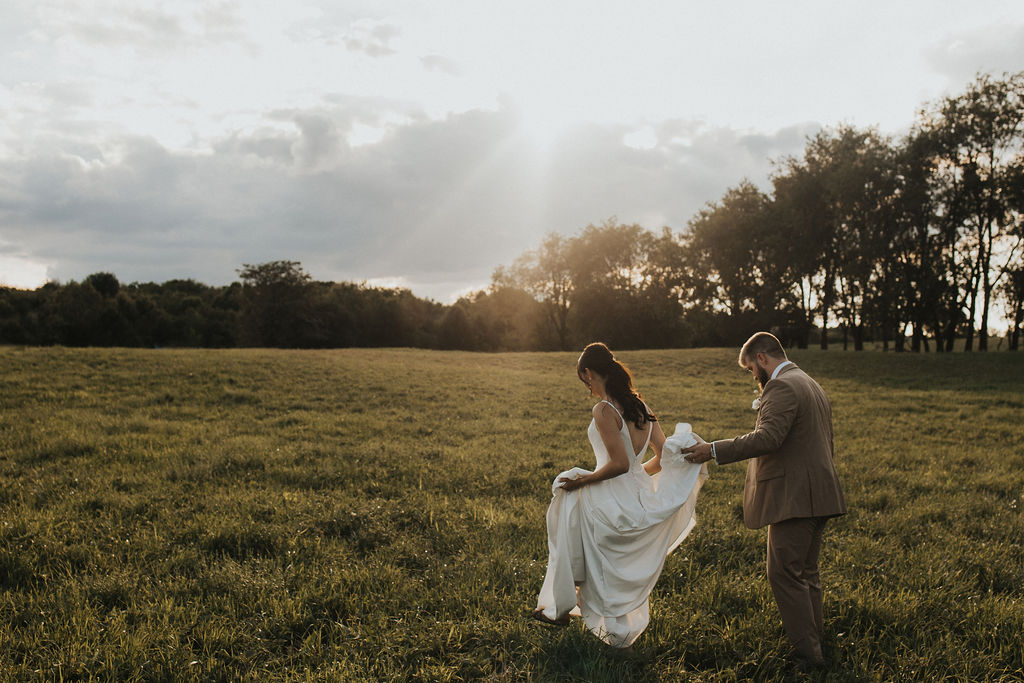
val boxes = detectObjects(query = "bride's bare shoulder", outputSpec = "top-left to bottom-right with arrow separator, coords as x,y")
592,401 -> 622,427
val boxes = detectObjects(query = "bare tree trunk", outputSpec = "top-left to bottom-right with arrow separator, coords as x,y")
1011,303 -> 1022,351
979,300 -> 990,351
941,297 -> 959,352
964,243 -> 983,352
979,228 -> 993,351
820,269 -> 834,350
798,278 -> 811,349
547,304 -> 571,351
964,301 -> 976,351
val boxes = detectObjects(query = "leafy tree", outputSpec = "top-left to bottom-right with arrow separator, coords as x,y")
237,261 -> 315,347
493,221 -> 688,350
684,182 -> 802,346
569,220 -> 656,348
438,303 -> 474,350
48,281 -> 106,346
455,287 -> 546,351
922,71 -> 1024,350
493,233 -> 575,350
887,129 -> 946,351
831,128 -> 900,350
0,287 -> 34,344
771,159 -> 831,347
85,272 -> 121,298
635,227 -> 689,348
999,258 -> 1024,350
683,181 -> 786,314
797,127 -> 874,349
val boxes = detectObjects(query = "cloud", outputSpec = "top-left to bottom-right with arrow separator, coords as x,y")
196,1 -> 247,42
420,54 -> 460,75
34,0 -> 251,53
927,23 -> 1024,85
59,8 -> 187,47
343,19 -> 400,57
0,101 -> 812,299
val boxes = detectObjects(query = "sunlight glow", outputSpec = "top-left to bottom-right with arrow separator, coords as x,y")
347,113 -> 412,147
510,91 -> 588,150
0,254 -> 49,289
623,126 -> 658,150
364,276 -> 412,290
347,122 -> 391,147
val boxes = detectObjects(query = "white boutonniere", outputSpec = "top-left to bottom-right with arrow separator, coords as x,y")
751,397 -> 762,410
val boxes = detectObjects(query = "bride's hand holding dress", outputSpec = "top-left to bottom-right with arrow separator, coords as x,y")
557,401 -> 632,492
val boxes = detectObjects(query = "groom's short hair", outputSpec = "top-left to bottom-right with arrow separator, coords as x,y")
739,332 -> 787,365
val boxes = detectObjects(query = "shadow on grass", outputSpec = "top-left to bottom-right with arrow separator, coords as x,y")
531,625 -> 661,683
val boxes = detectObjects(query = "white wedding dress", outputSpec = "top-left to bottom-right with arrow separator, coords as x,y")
535,401 -> 709,647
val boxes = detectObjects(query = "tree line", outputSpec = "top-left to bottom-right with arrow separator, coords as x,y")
0,266 -> 442,349
2,72 -> 1022,352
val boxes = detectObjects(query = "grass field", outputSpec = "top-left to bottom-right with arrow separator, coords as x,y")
1,346 -> 1022,681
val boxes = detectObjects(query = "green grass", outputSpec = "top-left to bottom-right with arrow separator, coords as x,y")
0,347 -> 1022,681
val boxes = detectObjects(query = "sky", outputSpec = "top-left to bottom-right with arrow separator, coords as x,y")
1,1 -> 1023,301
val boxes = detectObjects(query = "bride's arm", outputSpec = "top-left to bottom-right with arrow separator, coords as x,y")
558,403 -> 631,491
643,420 -> 667,475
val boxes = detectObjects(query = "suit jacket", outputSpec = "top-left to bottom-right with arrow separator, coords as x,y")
714,363 -> 847,529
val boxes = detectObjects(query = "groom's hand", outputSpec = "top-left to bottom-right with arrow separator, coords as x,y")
682,442 -> 713,464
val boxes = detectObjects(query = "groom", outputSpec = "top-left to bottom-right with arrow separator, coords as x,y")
682,332 -> 846,667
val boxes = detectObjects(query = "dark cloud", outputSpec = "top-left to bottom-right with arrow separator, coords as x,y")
0,102 -> 812,298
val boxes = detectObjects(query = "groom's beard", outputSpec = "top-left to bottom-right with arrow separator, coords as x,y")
756,367 -> 770,391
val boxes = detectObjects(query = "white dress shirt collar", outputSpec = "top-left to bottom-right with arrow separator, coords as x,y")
713,360 -> 794,466
770,360 -> 793,381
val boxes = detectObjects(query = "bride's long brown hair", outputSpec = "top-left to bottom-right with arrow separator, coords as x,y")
577,342 -> 657,429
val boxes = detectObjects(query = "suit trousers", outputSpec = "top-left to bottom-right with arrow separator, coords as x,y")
766,516 -> 828,661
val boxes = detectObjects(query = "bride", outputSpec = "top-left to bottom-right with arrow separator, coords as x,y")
533,342 -> 708,648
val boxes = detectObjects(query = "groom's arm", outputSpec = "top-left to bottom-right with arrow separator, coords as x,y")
712,381 -> 798,465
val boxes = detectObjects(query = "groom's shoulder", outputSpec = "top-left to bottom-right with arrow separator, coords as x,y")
779,362 -> 812,380
775,364 -> 816,391
781,364 -> 829,396
773,363 -> 801,383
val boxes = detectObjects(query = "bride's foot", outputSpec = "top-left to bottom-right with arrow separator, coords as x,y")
531,609 -> 570,626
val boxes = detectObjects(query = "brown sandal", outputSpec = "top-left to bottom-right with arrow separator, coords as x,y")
531,609 -> 570,626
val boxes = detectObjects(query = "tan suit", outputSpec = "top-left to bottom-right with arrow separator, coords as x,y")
714,363 -> 846,528
713,362 -> 846,662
